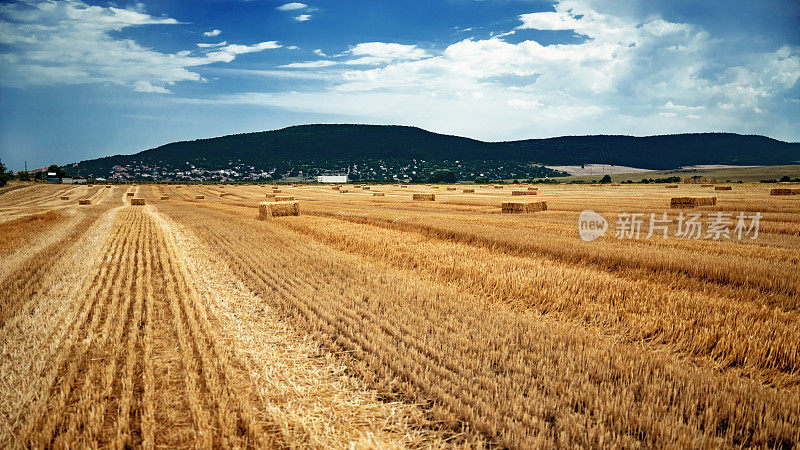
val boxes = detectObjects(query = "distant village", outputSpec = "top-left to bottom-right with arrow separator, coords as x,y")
65,158 -> 564,183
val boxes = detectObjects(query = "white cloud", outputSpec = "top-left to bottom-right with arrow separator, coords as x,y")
203,29 -> 221,37
197,41 -> 227,48
0,0 -> 281,92
517,11 -> 580,31
215,0 -> 799,141
343,42 -> 431,65
294,14 -> 311,21
314,49 -> 327,56
279,60 -> 337,68
134,80 -> 171,93
277,3 -> 308,11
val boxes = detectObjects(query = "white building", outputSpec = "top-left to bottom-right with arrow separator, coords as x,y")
317,175 -> 348,183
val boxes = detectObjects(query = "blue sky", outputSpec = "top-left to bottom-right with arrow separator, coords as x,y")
0,0 -> 798,171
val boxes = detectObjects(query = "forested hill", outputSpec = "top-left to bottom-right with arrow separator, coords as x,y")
70,124 -> 800,177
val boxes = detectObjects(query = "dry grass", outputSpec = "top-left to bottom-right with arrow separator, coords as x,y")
2,182 -> 799,449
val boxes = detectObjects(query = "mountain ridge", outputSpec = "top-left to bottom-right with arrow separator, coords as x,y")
69,124 -> 800,180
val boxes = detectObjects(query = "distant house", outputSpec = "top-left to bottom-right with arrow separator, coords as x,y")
46,172 -> 59,183
317,175 -> 348,183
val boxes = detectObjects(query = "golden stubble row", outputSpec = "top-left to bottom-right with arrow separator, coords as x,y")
165,203 -> 799,448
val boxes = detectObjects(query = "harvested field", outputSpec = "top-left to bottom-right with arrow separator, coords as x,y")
1,182 -> 799,449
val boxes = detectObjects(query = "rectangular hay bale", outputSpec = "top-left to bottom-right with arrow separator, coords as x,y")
770,188 -> 800,195
258,201 -> 299,219
60,196 -> 70,200
160,196 -> 169,200
715,186 -> 732,191
501,201 -> 547,213
78,199 -> 90,205
462,189 -> 475,193
372,192 -> 385,196
413,193 -> 436,201
126,192 -> 134,196
446,187 -> 456,191
670,197 -> 717,208
195,195 -> 204,199
130,198 -> 146,206
665,185 -> 678,188
512,190 -> 537,196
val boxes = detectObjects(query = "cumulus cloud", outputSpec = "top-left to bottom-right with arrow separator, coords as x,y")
203,29 -> 221,37
0,0 -> 281,92
248,0 -> 799,140
276,3 -> 308,11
